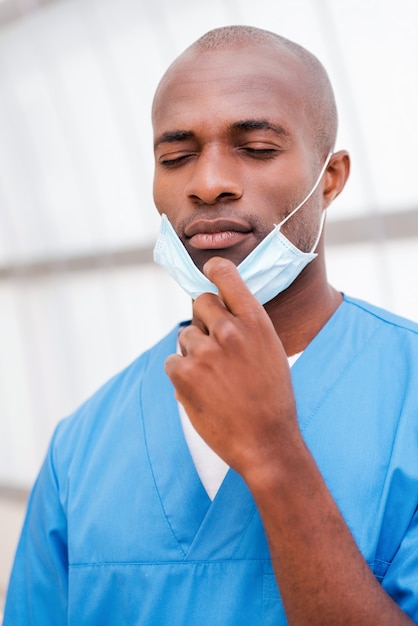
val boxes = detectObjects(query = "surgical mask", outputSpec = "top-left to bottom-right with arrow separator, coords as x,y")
153,153 -> 332,305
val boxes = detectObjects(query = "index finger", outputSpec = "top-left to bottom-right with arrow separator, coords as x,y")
203,256 -> 264,316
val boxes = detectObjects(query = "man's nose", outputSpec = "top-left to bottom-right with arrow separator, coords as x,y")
185,147 -> 243,205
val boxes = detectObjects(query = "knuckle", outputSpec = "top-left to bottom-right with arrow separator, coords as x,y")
191,338 -> 214,362
193,292 -> 220,313
213,317 -> 240,345
245,305 -> 268,327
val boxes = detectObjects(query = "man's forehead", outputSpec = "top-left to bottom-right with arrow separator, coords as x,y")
157,43 -> 301,91
152,45 -> 306,126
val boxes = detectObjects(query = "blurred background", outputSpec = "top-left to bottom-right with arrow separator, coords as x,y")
0,0 -> 417,612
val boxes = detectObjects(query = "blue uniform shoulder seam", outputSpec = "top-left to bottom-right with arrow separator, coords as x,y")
343,295 -> 418,336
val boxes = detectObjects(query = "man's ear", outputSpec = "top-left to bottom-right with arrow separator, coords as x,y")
323,150 -> 350,208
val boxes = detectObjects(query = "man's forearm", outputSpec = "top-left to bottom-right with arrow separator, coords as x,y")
246,436 -> 414,626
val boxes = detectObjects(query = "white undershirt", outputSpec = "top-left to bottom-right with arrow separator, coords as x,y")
177,341 -> 302,500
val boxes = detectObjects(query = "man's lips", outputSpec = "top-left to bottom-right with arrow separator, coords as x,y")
184,218 -> 252,250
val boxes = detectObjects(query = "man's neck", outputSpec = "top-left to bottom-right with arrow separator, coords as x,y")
264,265 -> 342,357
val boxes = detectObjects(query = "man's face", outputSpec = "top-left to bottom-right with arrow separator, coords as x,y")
152,45 -> 322,271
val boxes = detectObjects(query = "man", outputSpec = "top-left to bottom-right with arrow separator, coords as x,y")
4,25 -> 418,625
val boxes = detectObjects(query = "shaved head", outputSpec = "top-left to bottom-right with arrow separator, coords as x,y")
154,25 -> 338,160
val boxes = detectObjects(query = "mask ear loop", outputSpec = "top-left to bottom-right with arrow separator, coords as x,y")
309,209 -> 327,253
276,152 -> 333,231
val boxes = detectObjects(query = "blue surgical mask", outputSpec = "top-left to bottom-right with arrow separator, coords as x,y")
153,153 -> 332,305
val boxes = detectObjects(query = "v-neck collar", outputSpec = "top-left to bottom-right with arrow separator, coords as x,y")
140,324 -> 256,560
140,297 -> 376,560
291,296 -> 379,433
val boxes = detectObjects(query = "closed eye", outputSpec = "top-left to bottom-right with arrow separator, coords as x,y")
240,147 -> 280,159
159,153 -> 195,168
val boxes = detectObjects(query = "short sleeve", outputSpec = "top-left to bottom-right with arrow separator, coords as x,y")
381,506 -> 418,622
3,433 -> 68,625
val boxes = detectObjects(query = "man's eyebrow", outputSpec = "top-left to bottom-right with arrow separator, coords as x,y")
154,130 -> 194,149
230,119 -> 292,138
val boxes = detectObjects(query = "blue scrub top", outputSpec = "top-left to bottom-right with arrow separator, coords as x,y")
4,295 -> 418,625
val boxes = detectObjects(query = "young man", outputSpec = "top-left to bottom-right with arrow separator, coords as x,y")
4,26 -> 418,625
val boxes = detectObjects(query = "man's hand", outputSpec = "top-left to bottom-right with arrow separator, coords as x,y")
164,256 -> 299,479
